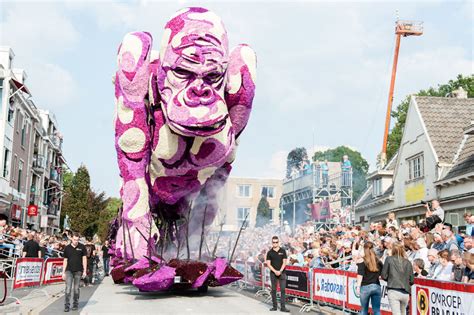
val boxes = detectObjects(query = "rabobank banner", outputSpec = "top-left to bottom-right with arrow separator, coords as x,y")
312,268 -> 347,306
411,278 -> 474,315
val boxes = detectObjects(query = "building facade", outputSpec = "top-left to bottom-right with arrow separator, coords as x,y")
212,177 -> 283,232
355,93 -> 474,228
0,46 -> 65,233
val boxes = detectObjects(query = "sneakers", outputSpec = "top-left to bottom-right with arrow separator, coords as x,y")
72,305 -> 78,311
269,307 -> 277,311
64,306 -> 70,312
280,308 -> 290,313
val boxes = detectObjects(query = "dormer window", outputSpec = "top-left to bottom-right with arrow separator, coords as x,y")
373,178 -> 382,197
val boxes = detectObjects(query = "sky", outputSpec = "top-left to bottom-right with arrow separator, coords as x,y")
0,0 -> 472,198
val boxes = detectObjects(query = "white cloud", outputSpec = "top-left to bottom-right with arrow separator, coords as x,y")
0,3 -> 79,58
28,63 -> 78,110
267,150 -> 288,178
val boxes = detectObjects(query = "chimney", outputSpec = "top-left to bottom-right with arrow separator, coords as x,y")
452,87 -> 468,99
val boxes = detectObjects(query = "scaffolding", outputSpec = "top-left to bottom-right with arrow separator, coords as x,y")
280,161 -> 353,232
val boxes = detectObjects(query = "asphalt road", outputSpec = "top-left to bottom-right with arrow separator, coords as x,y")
40,277 -> 305,315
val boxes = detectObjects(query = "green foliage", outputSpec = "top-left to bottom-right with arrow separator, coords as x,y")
312,146 -> 369,201
97,197 -> 122,241
256,195 -> 271,227
286,147 -> 308,178
61,165 -> 111,239
386,74 -> 474,161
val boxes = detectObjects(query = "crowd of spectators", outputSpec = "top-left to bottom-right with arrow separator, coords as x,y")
228,204 -> 474,284
0,216 -> 111,285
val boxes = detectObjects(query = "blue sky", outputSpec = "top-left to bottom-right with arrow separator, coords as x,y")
1,0 -> 472,198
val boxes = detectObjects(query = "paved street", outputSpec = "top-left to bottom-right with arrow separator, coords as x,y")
38,277 -> 339,315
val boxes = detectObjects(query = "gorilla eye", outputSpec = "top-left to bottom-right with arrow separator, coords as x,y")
204,72 -> 223,84
173,67 -> 193,79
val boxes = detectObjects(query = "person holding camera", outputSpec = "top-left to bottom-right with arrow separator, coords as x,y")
424,200 -> 444,230
62,232 -> 87,312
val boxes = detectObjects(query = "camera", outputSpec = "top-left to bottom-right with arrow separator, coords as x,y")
421,200 -> 432,209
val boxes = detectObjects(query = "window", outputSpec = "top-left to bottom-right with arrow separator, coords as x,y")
2,149 -> 10,177
237,185 -> 251,197
261,186 -> 275,198
237,207 -> 250,227
18,160 -> 23,191
0,79 -> 3,113
373,178 -> 382,197
21,121 -> 27,147
7,106 -> 14,124
407,154 -> 424,180
269,208 -> 275,222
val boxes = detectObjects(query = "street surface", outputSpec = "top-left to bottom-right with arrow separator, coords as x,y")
39,277 -> 342,315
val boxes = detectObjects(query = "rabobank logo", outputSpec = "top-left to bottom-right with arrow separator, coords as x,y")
319,278 -> 346,295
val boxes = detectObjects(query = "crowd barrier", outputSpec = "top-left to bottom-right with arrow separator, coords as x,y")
232,261 -> 474,314
0,257 -> 65,305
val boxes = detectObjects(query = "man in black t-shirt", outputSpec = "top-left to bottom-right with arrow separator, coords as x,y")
22,233 -> 41,258
62,232 -> 87,312
265,236 -> 289,312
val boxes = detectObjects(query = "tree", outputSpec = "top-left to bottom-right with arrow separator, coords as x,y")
97,197 -> 122,241
386,74 -> 474,160
256,195 -> 271,227
312,146 -> 369,201
286,147 -> 308,178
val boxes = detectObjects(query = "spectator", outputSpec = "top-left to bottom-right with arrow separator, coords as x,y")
431,233 -> 445,251
382,242 -> 414,315
442,229 -> 459,252
386,212 -> 399,230
427,249 -> 439,278
432,250 -> 453,281
84,239 -> 96,286
463,213 -> 473,237
451,251 -> 464,282
356,242 -> 383,315
462,252 -> 474,283
321,160 -> 329,187
413,258 -> 428,277
424,200 -> 444,230
22,233 -> 41,258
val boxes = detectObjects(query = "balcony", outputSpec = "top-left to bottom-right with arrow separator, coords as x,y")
32,154 -> 46,173
47,204 -> 59,216
50,134 -> 62,151
49,168 -> 61,185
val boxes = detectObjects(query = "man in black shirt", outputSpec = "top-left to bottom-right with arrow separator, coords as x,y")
22,233 -> 41,258
62,232 -> 87,312
102,240 -> 110,276
266,236 -> 289,312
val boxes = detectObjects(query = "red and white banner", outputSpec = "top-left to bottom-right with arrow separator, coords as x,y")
245,262 -> 263,288
346,271 -> 392,315
411,278 -> 474,315
42,258 -> 64,284
285,266 -> 310,298
312,268 -> 347,306
13,258 -> 44,289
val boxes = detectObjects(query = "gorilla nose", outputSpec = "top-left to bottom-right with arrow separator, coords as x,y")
186,86 -> 215,106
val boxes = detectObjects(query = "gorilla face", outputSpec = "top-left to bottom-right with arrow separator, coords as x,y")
157,9 -> 231,138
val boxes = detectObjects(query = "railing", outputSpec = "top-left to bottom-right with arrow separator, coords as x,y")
32,154 -> 46,171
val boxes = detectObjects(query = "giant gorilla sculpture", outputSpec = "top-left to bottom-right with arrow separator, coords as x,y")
113,7 -> 256,263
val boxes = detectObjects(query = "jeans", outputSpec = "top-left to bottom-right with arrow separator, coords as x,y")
387,289 -> 410,315
270,271 -> 286,309
65,271 -> 82,308
103,256 -> 110,275
360,283 -> 381,315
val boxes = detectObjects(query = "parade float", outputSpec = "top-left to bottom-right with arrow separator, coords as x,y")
108,7 -> 256,292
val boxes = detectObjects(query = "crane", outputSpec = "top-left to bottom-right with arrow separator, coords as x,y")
380,19 -> 423,168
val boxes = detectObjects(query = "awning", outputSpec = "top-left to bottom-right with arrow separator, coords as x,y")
11,78 -> 31,95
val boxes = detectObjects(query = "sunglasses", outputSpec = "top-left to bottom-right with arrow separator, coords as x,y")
272,241 -> 279,244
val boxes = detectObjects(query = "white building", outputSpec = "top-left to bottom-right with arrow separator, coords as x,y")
0,46 -> 65,233
356,92 -> 474,228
